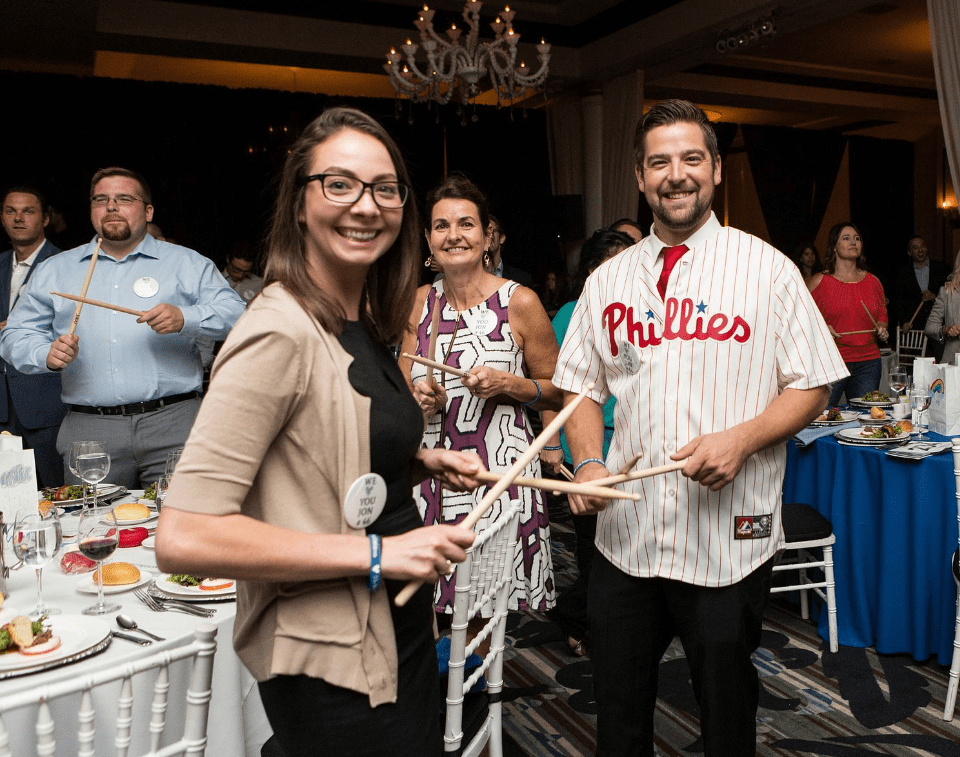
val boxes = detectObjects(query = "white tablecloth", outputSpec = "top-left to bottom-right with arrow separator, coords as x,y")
0,499 -> 272,756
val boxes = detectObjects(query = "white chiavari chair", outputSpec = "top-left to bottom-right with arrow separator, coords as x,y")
896,326 -> 928,366
443,501 -> 521,757
0,623 -> 217,757
944,439 -> 960,720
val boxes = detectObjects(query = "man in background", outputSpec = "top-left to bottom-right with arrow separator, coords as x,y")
895,234 -> 948,360
223,242 -> 263,305
0,167 -> 245,488
0,186 -> 67,486
486,215 -> 534,288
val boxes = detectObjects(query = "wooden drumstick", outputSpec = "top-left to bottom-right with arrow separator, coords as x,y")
394,382 -> 596,606
559,465 -> 575,482
402,353 -> 470,379
52,292 -> 145,318
591,461 -> 686,487
860,301 -> 879,329
907,301 -> 924,328
68,238 -> 101,336
473,470 -> 640,501
618,452 -> 643,475
425,292 -> 441,384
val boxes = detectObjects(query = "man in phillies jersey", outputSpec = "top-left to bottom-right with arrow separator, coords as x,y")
553,100 -> 847,757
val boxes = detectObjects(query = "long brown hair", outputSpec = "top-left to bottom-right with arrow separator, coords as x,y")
822,221 -> 867,274
263,107 -> 420,344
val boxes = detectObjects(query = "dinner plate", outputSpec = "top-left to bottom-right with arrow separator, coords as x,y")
857,412 -> 892,423
0,615 -> 111,680
849,397 -> 895,408
810,410 -> 859,426
40,484 -> 123,509
113,513 -> 159,527
141,536 -> 156,549
835,428 -> 910,444
155,573 -> 236,600
76,569 -> 153,594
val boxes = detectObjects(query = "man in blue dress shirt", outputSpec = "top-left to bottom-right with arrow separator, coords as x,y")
0,167 -> 246,488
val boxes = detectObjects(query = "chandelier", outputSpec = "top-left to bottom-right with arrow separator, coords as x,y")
384,0 -> 551,107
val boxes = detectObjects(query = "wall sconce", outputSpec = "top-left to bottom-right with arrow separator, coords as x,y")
942,198 -> 959,222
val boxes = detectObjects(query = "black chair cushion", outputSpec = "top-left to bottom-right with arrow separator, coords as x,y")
781,503 -> 834,543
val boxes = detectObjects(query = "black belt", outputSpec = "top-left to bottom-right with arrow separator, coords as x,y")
69,391 -> 201,417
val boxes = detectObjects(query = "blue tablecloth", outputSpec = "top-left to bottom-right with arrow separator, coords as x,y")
784,433 -> 957,665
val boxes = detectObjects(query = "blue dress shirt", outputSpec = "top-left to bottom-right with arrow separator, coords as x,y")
0,235 -> 246,406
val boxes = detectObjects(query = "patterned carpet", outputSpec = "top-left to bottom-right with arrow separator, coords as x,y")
496,500 -> 960,757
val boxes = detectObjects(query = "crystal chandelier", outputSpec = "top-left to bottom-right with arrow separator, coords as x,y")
384,0 -> 551,107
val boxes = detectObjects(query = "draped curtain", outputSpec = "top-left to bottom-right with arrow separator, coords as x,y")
546,94 -> 585,197
601,70 -> 643,226
928,0 -> 960,203
740,125 -> 846,255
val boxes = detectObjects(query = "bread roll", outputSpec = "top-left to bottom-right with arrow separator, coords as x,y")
113,502 -> 150,521
870,406 -> 886,419
94,562 -> 141,586
898,419 -> 913,433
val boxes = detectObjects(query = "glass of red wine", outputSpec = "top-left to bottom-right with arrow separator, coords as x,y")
78,506 -> 121,615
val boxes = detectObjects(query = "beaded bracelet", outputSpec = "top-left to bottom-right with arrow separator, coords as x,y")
573,458 -> 605,476
542,445 -> 563,451
368,534 -> 382,592
522,379 -> 542,406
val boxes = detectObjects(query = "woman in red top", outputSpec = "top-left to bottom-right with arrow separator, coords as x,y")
809,222 -> 889,407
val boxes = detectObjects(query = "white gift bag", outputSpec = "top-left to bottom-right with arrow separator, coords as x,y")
926,362 -> 960,436
0,446 -> 39,585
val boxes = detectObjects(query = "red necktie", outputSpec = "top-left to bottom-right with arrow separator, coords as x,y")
657,244 -> 689,300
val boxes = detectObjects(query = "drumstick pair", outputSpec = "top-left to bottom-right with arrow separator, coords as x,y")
55,238 -> 147,328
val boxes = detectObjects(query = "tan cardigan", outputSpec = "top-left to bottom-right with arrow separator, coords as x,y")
165,284 -> 399,706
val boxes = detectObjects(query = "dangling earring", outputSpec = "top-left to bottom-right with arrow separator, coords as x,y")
483,251 -> 492,268
424,254 -> 435,269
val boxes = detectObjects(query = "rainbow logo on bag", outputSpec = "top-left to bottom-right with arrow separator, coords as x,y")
930,378 -> 946,394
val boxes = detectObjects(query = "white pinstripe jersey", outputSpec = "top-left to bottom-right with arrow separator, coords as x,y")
553,214 -> 848,587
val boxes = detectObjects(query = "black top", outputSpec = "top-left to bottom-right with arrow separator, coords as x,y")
337,321 -> 433,660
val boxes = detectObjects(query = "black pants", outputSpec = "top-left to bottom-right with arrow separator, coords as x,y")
589,554 -> 774,757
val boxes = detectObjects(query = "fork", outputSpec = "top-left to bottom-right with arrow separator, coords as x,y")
135,588 -> 215,617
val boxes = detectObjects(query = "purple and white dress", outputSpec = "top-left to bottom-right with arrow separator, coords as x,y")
411,280 -> 555,614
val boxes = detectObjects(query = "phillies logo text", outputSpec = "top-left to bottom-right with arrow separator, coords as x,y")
603,297 -> 750,357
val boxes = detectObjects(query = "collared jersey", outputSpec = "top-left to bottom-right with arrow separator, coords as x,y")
0,234 -> 245,406
553,213 -> 847,587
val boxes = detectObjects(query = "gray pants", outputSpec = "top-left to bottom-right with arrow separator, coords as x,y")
56,398 -> 200,490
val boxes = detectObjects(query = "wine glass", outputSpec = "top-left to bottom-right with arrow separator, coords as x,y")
76,441 -> 110,508
155,474 -> 171,514
889,371 -> 908,401
78,506 -> 121,615
909,387 -> 931,440
12,506 -> 63,617
69,441 -> 95,508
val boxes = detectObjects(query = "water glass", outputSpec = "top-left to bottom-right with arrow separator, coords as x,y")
13,506 -> 63,617
75,441 -> 111,507
889,371 -> 908,401
78,506 -> 121,615
909,387 -> 931,440
69,440 -> 97,508
155,474 -> 171,514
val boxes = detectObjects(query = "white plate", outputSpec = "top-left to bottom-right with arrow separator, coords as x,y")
810,410 -> 859,425
857,412 -> 892,423
76,569 -> 153,594
40,484 -> 123,508
849,396 -> 895,407
155,573 -> 236,599
114,514 -> 159,527
835,428 -> 910,444
0,615 -> 111,679
141,536 -> 156,549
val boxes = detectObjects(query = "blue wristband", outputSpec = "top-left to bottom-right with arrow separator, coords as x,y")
573,458 -> 605,476
367,534 -> 382,592
543,445 -> 563,451
522,379 -> 542,406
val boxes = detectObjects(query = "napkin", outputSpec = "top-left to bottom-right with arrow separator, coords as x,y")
794,421 -> 859,449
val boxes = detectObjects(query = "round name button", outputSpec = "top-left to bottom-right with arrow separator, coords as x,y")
133,277 -> 159,298
343,473 -> 387,530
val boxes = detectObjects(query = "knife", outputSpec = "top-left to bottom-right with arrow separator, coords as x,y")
112,630 -> 152,645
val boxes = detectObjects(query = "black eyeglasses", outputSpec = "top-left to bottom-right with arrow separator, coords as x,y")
90,194 -> 147,207
300,174 -> 409,209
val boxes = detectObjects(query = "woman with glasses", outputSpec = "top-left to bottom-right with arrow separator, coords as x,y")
398,175 -> 562,620
155,108 -> 485,757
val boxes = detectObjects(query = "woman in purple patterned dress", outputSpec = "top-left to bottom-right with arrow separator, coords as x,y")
399,176 -> 561,614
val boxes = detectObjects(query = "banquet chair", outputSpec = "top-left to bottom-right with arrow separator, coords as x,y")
896,326 -> 928,366
944,439 -> 960,721
770,503 -> 838,653
443,500 -> 521,757
0,623 -> 217,757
